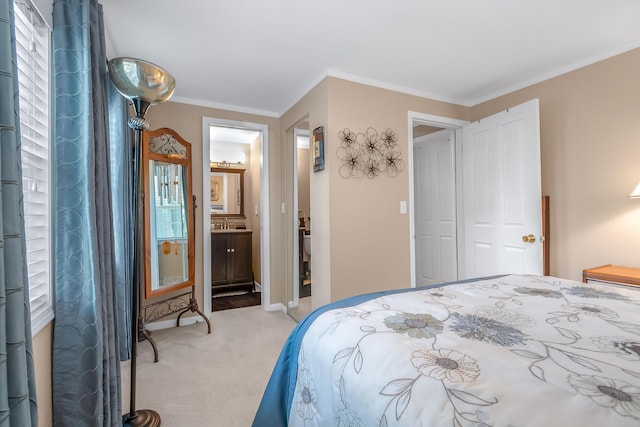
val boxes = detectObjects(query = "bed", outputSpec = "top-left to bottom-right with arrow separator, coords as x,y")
253,274 -> 640,426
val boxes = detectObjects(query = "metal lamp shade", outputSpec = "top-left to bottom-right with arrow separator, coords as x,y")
107,57 -> 176,104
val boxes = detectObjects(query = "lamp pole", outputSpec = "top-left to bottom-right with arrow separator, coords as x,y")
123,99 -> 160,427
107,57 -> 175,426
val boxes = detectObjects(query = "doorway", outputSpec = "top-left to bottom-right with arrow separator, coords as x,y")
409,113 -> 468,287
408,99 -> 542,286
201,117 -> 270,316
413,128 -> 457,286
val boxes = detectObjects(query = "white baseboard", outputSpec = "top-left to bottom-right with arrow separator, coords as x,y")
146,284 -> 281,329
145,315 -> 209,331
266,302 -> 286,313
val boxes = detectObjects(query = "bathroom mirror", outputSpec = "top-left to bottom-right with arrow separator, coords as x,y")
210,167 -> 245,217
143,128 -> 195,298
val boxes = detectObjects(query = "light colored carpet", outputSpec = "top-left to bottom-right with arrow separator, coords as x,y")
121,306 -> 297,426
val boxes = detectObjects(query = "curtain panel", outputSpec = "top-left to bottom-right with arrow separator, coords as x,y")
52,0 -> 128,425
0,1 -> 39,426
108,76 -> 133,362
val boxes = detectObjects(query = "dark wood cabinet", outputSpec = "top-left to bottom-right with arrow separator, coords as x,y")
211,231 -> 254,294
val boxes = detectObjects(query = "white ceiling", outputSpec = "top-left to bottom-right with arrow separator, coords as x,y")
210,126 -> 260,145
101,0 -> 640,117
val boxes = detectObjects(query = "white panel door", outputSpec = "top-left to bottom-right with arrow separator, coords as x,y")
414,130 -> 457,286
461,99 -> 542,278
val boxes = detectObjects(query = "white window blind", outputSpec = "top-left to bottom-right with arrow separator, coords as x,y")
14,0 -> 53,335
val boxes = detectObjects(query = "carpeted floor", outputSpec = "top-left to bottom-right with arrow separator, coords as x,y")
212,291 -> 261,311
122,306 -> 297,426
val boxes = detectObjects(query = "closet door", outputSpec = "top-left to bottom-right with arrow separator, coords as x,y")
414,130 -> 457,286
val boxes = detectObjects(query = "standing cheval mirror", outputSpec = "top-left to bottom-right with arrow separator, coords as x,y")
141,127 -> 210,361
143,128 -> 193,296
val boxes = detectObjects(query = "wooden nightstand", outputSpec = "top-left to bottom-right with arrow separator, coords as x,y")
582,264 -> 640,287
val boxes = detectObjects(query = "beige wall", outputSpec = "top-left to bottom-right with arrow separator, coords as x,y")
413,124 -> 443,138
146,102 -> 280,307
139,50 -> 640,311
33,325 -> 52,427
281,80 -> 330,308
324,78 -> 468,302
280,51 -> 640,305
471,48 -> 640,280
34,47 -> 640,425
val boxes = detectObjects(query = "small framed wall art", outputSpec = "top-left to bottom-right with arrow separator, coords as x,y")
313,126 -> 325,172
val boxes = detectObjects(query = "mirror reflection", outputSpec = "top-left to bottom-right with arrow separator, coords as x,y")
144,128 -> 194,298
285,119 -> 312,323
210,167 -> 245,217
149,160 -> 189,290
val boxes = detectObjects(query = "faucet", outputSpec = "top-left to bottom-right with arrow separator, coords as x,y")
223,217 -> 228,229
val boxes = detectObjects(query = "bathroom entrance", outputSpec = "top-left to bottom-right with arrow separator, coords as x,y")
201,117 -> 270,315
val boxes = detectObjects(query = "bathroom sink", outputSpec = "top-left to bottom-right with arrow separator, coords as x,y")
210,227 -> 252,233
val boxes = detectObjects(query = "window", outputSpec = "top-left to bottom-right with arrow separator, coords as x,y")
14,0 -> 53,335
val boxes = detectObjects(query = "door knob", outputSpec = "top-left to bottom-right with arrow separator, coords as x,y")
522,234 -> 536,243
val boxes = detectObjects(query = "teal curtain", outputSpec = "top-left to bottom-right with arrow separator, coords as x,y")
0,0 -> 39,426
52,0 -> 127,425
109,78 -> 133,361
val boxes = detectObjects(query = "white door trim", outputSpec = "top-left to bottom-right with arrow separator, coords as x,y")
407,112 -> 469,288
202,117 -> 271,315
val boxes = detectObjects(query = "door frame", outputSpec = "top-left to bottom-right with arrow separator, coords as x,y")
202,117 -> 271,315
407,112 -> 469,288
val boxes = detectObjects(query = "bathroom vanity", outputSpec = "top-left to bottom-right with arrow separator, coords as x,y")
211,230 -> 254,294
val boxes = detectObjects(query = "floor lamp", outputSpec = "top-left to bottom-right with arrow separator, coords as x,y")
108,57 -> 176,427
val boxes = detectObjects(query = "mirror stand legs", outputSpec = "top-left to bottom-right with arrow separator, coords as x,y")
177,297 -> 211,334
139,285 -> 212,362
138,320 -> 159,363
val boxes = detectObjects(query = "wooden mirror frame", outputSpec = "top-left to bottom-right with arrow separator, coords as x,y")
143,128 -> 195,298
210,167 -> 245,218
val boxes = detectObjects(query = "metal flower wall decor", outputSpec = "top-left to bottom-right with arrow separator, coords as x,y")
337,127 -> 405,178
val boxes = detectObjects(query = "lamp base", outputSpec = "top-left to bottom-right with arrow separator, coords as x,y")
123,409 -> 161,426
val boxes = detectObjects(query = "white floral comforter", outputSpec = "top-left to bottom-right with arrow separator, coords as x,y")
288,275 -> 640,426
